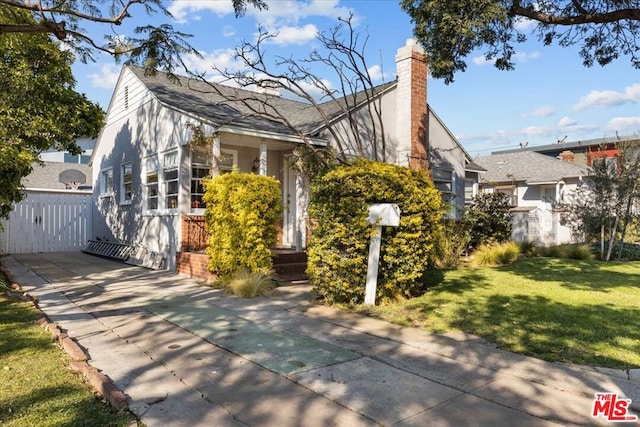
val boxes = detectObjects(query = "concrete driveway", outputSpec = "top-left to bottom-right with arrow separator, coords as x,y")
2,252 -> 638,426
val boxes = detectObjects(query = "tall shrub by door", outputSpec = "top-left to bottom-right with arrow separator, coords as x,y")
203,172 -> 282,276
307,159 -> 443,304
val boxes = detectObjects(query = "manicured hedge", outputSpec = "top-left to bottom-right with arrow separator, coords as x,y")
203,171 -> 282,275
307,159 -> 443,304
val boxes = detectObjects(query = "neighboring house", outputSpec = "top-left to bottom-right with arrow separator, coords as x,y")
39,137 -> 95,164
494,134 -> 640,168
474,151 -> 589,245
0,162 -> 93,254
90,39 -> 479,273
22,161 -> 93,191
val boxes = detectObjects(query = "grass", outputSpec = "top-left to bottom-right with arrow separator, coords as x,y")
355,257 -> 640,369
0,290 -> 137,426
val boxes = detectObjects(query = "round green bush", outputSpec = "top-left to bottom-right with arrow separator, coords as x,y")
307,159 -> 443,304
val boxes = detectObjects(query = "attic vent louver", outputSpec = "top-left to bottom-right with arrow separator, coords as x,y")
124,85 -> 129,109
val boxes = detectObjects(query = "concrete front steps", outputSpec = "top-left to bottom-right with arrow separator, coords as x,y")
272,249 -> 308,282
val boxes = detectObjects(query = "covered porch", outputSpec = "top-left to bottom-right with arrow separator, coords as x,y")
184,129 -> 313,251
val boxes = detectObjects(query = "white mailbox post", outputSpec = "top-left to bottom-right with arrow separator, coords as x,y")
365,203 -> 401,305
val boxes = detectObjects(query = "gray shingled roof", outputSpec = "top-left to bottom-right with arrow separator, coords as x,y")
128,66 -> 396,137
23,162 -> 92,190
493,134 -> 640,155
474,151 -> 588,184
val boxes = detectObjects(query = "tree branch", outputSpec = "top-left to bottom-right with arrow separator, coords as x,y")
511,0 -> 640,25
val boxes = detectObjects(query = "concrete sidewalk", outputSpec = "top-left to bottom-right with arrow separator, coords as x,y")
2,252 -> 638,426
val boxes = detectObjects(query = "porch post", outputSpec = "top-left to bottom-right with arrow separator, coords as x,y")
212,135 -> 221,177
295,174 -> 307,251
259,142 -> 268,176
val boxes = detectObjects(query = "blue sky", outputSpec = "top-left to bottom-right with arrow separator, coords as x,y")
71,0 -> 640,157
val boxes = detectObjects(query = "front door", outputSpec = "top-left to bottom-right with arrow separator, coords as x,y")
282,156 -> 296,247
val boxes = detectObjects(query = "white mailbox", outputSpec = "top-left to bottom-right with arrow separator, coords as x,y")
367,203 -> 400,227
365,203 -> 401,305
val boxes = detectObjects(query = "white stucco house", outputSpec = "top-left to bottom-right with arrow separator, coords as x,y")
474,151 -> 589,245
89,39 -> 479,274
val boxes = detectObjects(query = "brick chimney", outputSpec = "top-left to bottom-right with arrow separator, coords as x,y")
395,38 -> 428,170
558,150 -> 575,163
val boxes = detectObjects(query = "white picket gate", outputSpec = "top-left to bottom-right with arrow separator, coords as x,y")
0,190 -> 92,254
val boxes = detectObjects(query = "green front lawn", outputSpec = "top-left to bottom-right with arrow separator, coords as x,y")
0,292 -> 137,427
357,257 -> 640,369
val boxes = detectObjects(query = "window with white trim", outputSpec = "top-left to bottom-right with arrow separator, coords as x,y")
163,150 -> 179,209
191,150 -> 211,210
495,186 -> 517,207
121,162 -> 132,204
100,168 -> 113,196
464,179 -> 476,205
541,186 -> 556,209
218,149 -> 237,173
432,167 -> 456,216
145,155 -> 159,210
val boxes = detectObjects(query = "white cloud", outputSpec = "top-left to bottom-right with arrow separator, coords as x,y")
522,105 -> 555,118
269,24 -> 318,45
472,51 -> 540,66
89,64 -> 120,89
222,26 -> 236,37
169,0 -> 354,47
181,48 -> 248,79
514,17 -> 536,33
574,83 -> 640,111
557,116 -> 577,127
606,116 -> 640,133
512,51 -> 540,62
168,0 -> 233,23
366,64 -> 392,82
472,55 -> 491,66
250,0 -> 352,27
521,126 -> 550,137
293,78 -> 335,100
169,0 -> 354,30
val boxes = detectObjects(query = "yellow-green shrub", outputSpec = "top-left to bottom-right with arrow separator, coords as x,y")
307,159 -> 443,305
203,171 -> 282,275
473,241 -> 520,266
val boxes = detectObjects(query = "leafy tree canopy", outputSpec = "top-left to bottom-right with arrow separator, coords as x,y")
0,7 -> 103,220
0,0 -> 267,77
401,0 -> 640,83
